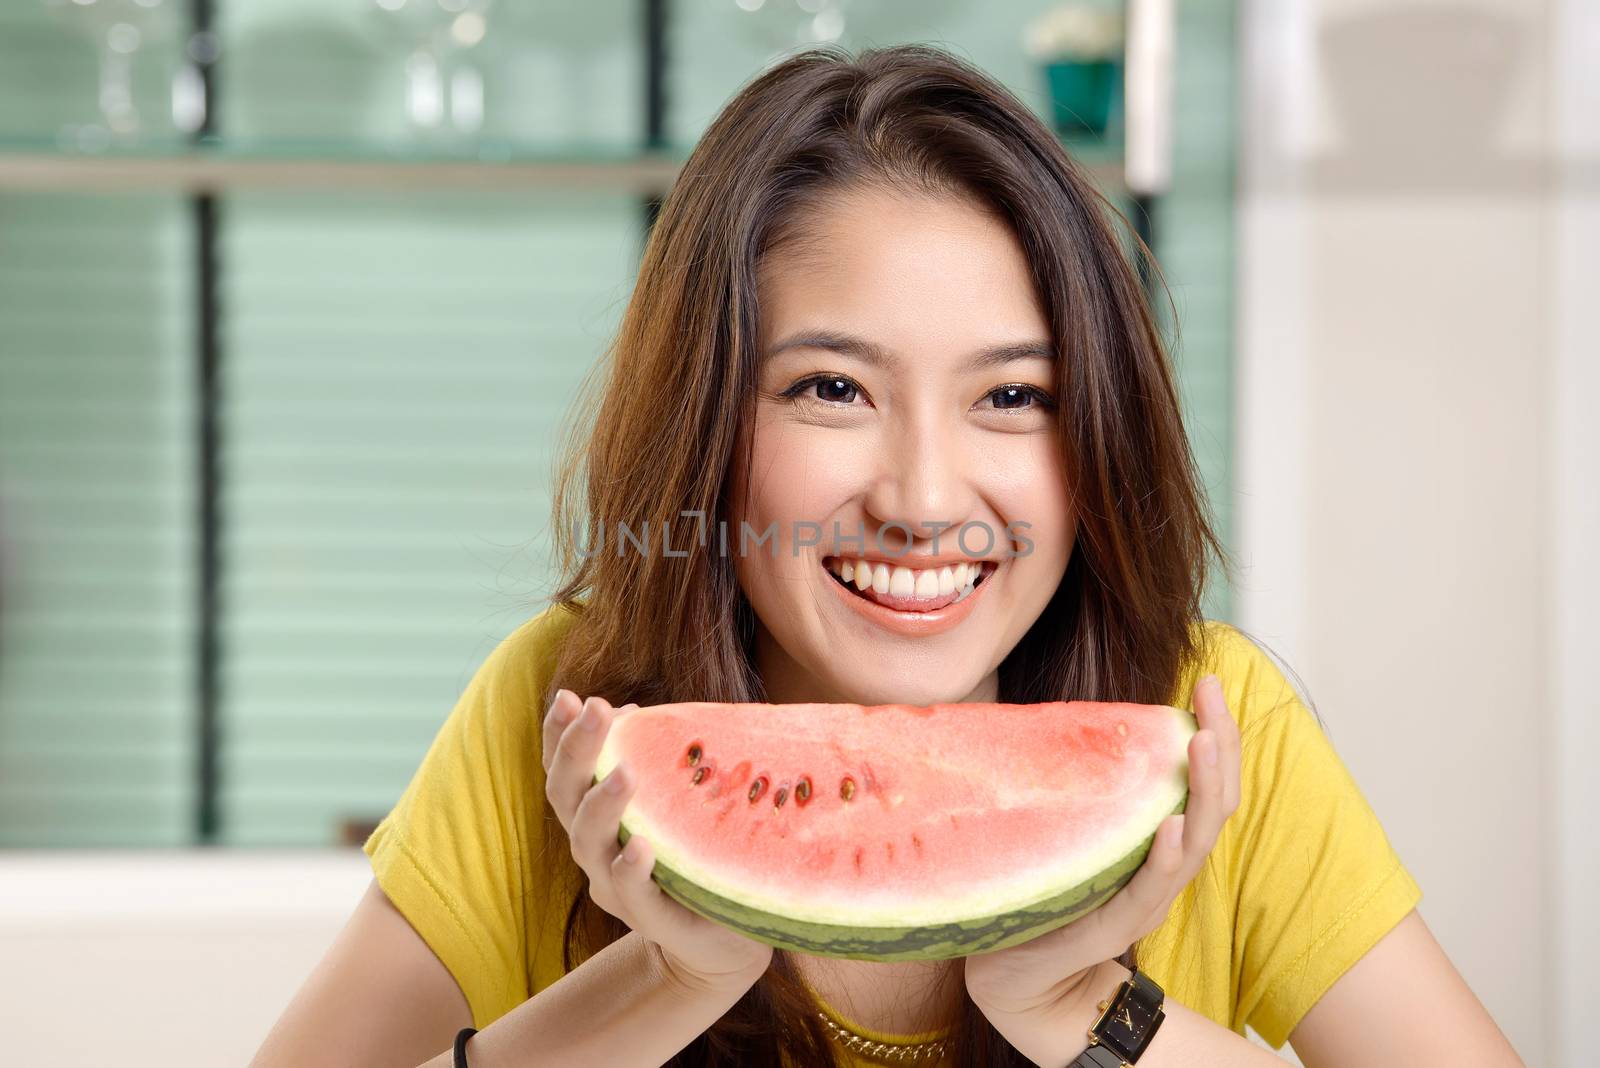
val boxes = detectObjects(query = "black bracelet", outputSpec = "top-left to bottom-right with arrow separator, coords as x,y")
453,1027 -> 478,1068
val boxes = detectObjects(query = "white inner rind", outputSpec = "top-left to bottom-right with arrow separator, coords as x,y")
595,705 -> 1196,928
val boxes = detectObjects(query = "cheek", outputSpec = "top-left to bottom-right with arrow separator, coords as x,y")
1032,449 -> 1074,531
987,435 -> 1073,563
730,419 -> 858,532
727,424 -> 837,634
992,447 -> 1068,585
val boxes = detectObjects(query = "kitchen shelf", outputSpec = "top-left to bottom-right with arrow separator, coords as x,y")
0,137 -> 1128,194
0,145 -> 684,194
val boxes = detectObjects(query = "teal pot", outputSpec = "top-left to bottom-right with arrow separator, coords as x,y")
1044,57 -> 1123,138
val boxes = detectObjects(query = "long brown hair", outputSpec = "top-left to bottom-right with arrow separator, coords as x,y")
539,43 -> 1232,1066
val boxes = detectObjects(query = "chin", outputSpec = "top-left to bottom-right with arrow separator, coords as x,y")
816,670 -> 978,709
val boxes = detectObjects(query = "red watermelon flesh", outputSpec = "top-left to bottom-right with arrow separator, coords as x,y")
594,700 -> 1195,961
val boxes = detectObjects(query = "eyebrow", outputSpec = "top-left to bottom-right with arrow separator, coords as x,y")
764,329 -> 1055,372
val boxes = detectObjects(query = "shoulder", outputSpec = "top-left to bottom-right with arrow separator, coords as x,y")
493,601 -> 581,688
451,602 -> 583,745
1175,619 -> 1311,746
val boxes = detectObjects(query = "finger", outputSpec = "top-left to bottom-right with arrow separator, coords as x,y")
1180,728 -> 1226,871
541,689 -> 584,775
571,760 -> 635,876
545,696 -> 616,828
1136,813 -> 1189,931
1195,674 -> 1241,814
610,833 -> 714,946
1072,813 -> 1186,961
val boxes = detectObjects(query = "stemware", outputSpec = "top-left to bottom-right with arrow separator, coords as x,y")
43,0 -> 185,146
366,0 -> 496,147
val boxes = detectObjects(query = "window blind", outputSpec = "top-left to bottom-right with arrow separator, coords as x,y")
0,193 -> 196,846
216,190 -> 636,845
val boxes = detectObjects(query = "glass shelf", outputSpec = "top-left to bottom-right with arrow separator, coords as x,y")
0,135 -> 685,192
0,134 -> 1128,193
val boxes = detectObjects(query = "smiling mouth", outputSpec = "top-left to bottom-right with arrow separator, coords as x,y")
821,556 -> 996,613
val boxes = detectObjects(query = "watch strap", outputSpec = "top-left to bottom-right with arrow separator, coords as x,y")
1072,1045 -> 1129,1068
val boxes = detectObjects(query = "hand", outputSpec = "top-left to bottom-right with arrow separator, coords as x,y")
963,673 -> 1241,1021
541,690 -> 776,995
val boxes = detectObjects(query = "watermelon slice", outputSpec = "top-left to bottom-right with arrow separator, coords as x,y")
594,700 -> 1195,961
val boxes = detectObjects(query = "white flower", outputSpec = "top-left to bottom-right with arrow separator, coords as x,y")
1023,4 -> 1126,61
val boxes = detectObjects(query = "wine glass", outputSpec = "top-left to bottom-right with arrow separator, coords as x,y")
366,0 -> 496,148
43,0 -> 184,147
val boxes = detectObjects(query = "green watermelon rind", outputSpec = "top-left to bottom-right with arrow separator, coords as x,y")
612,791 -> 1188,962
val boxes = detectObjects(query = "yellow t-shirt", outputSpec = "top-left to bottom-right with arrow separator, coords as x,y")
363,604 -> 1422,1062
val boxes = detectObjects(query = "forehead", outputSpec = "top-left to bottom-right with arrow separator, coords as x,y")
756,189 -> 1049,362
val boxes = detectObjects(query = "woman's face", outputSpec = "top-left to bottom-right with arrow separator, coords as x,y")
729,187 -> 1075,707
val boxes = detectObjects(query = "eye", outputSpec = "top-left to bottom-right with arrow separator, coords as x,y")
982,384 -> 1055,411
781,373 -> 866,406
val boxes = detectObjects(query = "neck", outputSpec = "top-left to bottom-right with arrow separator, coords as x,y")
788,950 -> 966,1026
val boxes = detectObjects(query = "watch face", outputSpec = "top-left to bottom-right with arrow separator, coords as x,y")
1111,988 -> 1154,1037
1101,975 -> 1163,1059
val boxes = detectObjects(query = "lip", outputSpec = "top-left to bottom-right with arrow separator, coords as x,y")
822,558 -> 995,637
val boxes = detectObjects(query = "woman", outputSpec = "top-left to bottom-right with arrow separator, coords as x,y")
250,44 -> 1521,1068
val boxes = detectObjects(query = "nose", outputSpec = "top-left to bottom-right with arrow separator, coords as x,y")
861,414 -> 976,552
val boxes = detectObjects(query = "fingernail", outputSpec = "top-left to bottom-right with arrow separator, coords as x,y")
579,701 -> 602,732
1203,732 -> 1219,767
605,764 -> 629,794
553,692 -> 574,723
619,840 -> 639,864
1206,674 -> 1222,696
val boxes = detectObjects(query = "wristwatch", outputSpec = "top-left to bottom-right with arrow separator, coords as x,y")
1068,966 -> 1166,1067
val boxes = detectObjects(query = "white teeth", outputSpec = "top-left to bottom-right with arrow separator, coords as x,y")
829,557 -> 989,601
889,566 -> 915,597
871,563 -> 890,595
954,581 -> 974,603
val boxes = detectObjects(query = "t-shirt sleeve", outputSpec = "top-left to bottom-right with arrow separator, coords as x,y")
361,605 -> 570,1029
1219,626 -> 1424,1048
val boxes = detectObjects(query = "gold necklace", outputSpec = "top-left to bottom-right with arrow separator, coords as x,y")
814,1011 -> 950,1063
